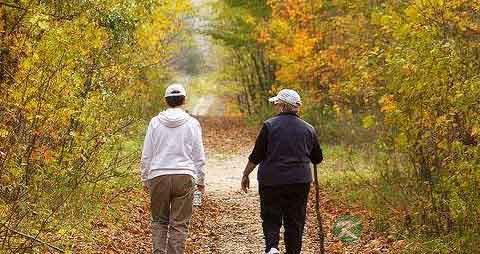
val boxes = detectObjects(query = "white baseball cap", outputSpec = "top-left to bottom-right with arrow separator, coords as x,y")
268,89 -> 302,107
165,83 -> 187,98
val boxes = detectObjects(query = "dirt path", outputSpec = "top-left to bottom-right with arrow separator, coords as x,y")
191,96 -> 216,116
185,97 -> 268,253
204,152 -> 264,253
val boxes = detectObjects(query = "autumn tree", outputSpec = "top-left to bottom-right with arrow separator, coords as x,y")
216,0 -> 480,250
0,0 -> 192,252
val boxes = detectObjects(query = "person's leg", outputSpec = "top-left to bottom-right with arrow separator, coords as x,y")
259,184 -> 283,253
150,176 -> 172,254
167,175 -> 195,254
282,183 -> 310,254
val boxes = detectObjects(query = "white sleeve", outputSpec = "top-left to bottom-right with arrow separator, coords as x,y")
192,120 -> 206,185
140,120 -> 154,184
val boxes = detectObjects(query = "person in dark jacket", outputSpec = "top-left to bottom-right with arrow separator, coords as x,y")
241,89 -> 323,254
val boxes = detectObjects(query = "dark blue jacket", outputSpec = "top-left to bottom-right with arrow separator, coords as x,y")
248,112 -> 323,186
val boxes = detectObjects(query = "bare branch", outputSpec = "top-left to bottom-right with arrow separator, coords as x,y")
0,223 -> 65,253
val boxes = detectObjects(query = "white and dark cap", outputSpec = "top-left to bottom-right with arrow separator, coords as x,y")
268,89 -> 302,107
165,83 -> 187,98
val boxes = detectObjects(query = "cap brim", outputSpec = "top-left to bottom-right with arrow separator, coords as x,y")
165,90 -> 186,97
165,93 -> 186,98
268,96 -> 279,103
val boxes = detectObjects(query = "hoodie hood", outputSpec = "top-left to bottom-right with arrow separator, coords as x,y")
156,108 -> 190,128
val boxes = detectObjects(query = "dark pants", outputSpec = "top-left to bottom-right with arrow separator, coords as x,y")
259,182 -> 310,254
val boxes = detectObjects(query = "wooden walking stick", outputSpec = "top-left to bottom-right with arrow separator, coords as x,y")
313,164 -> 326,254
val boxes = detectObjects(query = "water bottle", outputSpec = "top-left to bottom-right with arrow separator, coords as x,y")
193,191 -> 202,207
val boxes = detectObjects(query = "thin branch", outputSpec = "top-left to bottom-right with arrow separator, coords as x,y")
0,223 -> 65,253
0,1 -> 27,11
0,1 -> 75,21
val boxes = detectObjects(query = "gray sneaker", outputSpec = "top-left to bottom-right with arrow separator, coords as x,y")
266,248 -> 280,254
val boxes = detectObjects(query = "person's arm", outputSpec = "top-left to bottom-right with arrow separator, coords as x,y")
241,161 -> 256,193
309,129 -> 323,165
248,123 -> 268,165
192,120 -> 206,191
140,120 -> 154,191
242,124 -> 268,192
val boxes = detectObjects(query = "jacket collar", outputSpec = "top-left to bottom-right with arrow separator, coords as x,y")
278,112 -> 299,117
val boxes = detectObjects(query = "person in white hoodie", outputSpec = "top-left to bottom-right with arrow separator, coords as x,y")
140,83 -> 205,254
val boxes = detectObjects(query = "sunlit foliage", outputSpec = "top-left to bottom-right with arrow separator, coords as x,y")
215,0 -> 480,250
0,0 -> 191,251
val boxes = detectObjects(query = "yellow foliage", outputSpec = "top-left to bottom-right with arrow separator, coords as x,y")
379,95 -> 397,113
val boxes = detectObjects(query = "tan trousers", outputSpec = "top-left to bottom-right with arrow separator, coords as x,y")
148,174 -> 195,254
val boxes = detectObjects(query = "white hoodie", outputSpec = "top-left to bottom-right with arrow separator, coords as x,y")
140,108 -> 206,185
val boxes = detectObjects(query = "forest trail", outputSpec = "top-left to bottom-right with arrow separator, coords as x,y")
77,100 -> 403,253
188,97 -> 266,252
4,0 -> 477,252
191,96 -> 216,116
196,150 -> 265,253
